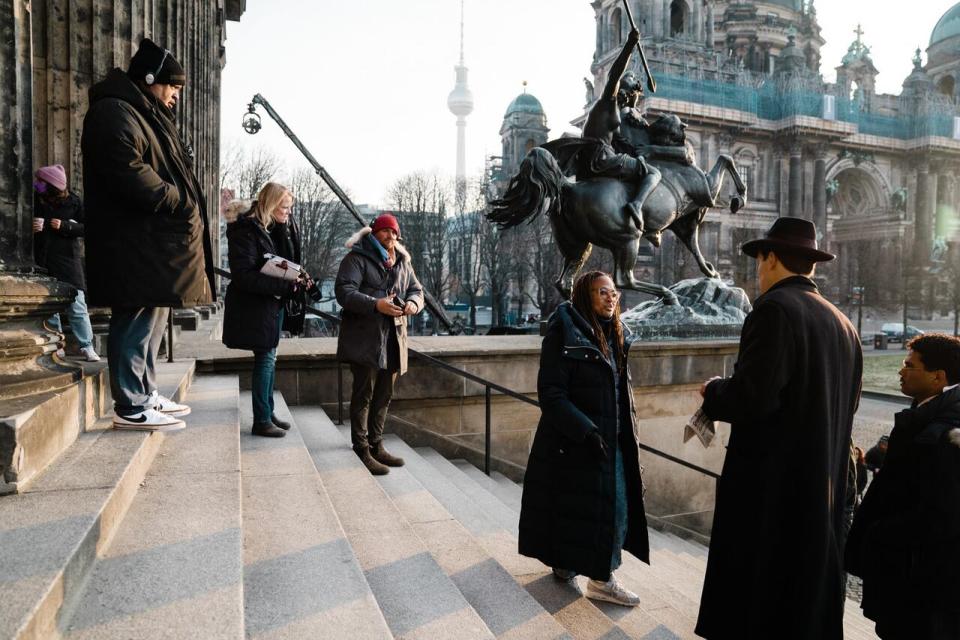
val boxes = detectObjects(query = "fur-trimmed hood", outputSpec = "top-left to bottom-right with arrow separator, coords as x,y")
224,198 -> 253,224
345,225 -> 410,261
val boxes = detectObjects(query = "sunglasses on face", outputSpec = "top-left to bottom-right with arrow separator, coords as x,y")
597,287 -> 621,300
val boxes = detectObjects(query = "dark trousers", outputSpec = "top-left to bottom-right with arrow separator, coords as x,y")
349,364 -> 399,452
108,307 -> 169,416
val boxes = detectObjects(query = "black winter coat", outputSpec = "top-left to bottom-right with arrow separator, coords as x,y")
518,302 -> 649,581
696,276 -> 862,640
222,214 -> 295,351
33,193 -> 87,290
846,387 -> 960,623
269,216 -> 306,337
334,229 -> 424,375
81,68 -> 215,308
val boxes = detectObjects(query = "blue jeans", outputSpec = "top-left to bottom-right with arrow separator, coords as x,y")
49,289 -> 94,349
108,307 -> 169,416
251,309 -> 283,424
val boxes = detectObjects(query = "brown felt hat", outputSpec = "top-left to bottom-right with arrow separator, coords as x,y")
741,217 -> 835,262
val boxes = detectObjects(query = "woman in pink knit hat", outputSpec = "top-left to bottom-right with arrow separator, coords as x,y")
33,164 -> 100,362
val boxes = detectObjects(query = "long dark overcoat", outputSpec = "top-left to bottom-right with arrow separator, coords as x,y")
695,276 -> 862,640
334,228 -> 424,375
222,214 -> 294,351
518,301 -> 649,581
845,387 -> 960,632
82,68 -> 215,308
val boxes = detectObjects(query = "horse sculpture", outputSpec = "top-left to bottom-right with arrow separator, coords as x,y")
488,114 -> 747,305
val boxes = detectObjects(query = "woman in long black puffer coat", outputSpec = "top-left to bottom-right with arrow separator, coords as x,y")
518,270 -> 649,607
222,182 -> 307,438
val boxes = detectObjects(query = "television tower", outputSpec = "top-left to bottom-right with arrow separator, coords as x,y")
447,0 -> 474,188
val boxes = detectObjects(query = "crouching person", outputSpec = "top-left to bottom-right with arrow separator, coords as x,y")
335,214 -> 423,475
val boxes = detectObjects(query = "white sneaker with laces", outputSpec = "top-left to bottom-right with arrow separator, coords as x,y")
586,574 -> 640,607
113,408 -> 185,431
80,346 -> 101,362
149,390 -> 191,417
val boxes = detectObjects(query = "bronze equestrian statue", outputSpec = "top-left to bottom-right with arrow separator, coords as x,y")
489,30 -> 747,305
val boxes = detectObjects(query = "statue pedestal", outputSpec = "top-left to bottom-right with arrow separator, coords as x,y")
622,277 -> 752,340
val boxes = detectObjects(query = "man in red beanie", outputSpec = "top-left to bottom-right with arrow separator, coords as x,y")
335,214 -> 423,475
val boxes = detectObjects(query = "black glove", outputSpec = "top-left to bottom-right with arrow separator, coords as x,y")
585,431 -> 609,462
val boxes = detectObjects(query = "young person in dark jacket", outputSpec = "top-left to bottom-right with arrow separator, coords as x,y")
82,38 -> 213,431
335,214 -> 423,475
846,334 -> 960,640
519,271 -> 648,607
696,217 -> 862,640
32,164 -> 100,362
222,183 -> 305,438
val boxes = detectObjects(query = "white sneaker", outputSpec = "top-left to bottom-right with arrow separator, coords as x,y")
586,575 -> 640,607
80,346 -> 101,362
149,390 -> 191,417
113,408 -> 185,431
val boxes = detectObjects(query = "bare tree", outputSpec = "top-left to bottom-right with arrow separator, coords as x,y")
519,222 -> 564,318
220,141 -> 283,200
450,176 -> 487,330
479,213 -> 512,327
287,168 -> 355,290
387,171 -> 455,334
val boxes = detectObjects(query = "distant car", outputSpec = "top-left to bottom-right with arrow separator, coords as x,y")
881,323 -> 924,343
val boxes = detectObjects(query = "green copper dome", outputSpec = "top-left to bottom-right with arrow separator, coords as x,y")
931,3 -> 960,46
504,92 -> 544,118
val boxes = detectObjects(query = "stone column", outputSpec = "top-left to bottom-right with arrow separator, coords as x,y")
914,161 -> 932,265
788,141 -> 803,218
935,171 -> 955,240
813,147 -> 828,234
0,0 -> 77,403
662,0 -> 671,38
705,3 -> 714,47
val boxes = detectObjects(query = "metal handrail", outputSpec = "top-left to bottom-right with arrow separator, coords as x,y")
214,267 -> 720,479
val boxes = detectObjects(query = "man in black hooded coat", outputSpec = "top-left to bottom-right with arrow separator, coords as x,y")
82,39 -> 214,430
846,334 -> 960,639
696,218 -> 862,640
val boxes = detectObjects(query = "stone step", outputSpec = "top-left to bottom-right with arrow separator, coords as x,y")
452,456 -> 881,639
361,444 -> 569,638
430,454 -> 706,638
0,364 -> 195,640
452,460 -> 522,513
0,360 -> 193,494
238,393 -> 391,640
59,375 -> 244,639
383,436 -> 682,640
292,406 -> 495,640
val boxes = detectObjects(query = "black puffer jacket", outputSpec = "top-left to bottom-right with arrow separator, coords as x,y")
846,387 -> 960,619
222,212 -> 295,351
334,228 -> 424,375
33,193 -> 87,290
518,301 -> 649,580
81,68 -> 215,308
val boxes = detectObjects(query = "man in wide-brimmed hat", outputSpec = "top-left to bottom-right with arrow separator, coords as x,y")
694,217 -> 863,640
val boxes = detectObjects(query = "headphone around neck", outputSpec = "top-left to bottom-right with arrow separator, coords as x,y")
144,49 -> 170,85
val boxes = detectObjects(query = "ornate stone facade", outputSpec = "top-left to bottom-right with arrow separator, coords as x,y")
571,1 -> 960,306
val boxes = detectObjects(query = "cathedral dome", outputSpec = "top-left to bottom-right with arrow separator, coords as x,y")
931,3 -> 960,46
504,91 -> 544,118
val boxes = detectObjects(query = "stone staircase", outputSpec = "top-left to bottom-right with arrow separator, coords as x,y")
0,378 -> 881,639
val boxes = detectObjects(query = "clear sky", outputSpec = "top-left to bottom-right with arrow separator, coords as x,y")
218,0 -> 958,206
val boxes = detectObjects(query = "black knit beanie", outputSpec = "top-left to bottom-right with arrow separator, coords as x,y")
128,38 -> 186,86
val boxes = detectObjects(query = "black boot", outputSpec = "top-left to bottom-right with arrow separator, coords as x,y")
370,441 -> 405,467
356,446 -> 389,475
253,422 -> 286,438
271,414 -> 291,430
